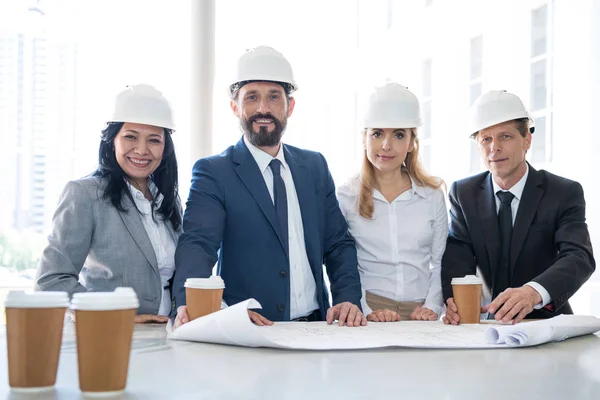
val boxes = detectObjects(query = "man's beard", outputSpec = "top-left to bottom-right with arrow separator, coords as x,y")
242,113 -> 287,147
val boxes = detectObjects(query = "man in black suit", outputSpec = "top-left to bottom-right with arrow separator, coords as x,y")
442,90 -> 595,324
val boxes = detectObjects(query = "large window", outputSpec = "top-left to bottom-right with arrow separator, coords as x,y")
0,0 -> 191,303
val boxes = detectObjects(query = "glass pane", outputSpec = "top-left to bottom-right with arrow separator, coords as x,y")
421,144 -> 431,171
470,82 -> 482,106
470,141 -> 481,172
531,5 -> 548,57
532,115 -> 546,162
422,59 -> 432,97
470,35 -> 483,80
421,101 -> 431,140
530,60 -> 547,111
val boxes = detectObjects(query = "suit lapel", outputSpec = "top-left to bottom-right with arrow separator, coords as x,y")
118,197 -> 159,274
510,165 -> 544,272
232,138 -> 288,255
478,174 -> 501,280
284,146 -> 317,274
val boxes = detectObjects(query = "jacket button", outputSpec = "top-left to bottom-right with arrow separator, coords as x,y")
280,270 -> 287,278
277,304 -> 284,312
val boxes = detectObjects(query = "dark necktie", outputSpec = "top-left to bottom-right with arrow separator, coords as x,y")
269,159 -> 289,255
495,190 -> 515,298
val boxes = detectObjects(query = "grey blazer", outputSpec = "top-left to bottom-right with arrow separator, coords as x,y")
35,176 -> 181,315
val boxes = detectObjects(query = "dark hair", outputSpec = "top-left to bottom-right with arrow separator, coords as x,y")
93,122 -> 182,231
470,117 -> 533,140
229,80 -> 295,101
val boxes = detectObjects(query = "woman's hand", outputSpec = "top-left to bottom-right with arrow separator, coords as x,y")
134,314 -> 170,324
410,307 -> 438,321
366,309 -> 401,322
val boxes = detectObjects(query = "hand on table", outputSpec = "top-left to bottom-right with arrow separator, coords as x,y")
248,310 -> 274,326
134,314 -> 170,324
483,286 -> 542,324
367,309 -> 400,322
410,307 -> 438,321
326,302 -> 367,327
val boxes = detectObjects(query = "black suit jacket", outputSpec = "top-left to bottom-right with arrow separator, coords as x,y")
441,164 -> 595,318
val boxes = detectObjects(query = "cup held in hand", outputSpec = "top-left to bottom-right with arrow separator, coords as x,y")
185,277 -> 225,321
451,275 -> 482,324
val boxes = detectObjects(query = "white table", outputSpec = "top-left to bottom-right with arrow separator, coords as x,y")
2,324 -> 600,399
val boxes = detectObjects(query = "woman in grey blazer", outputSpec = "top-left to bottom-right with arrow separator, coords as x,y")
36,84 -> 182,322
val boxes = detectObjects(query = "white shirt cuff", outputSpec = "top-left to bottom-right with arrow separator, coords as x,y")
525,282 -> 551,308
360,290 -> 372,316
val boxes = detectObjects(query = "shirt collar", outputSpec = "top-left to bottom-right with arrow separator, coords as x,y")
243,135 -> 288,173
371,174 -> 429,203
126,179 -> 163,207
492,163 -> 529,201
410,175 -> 429,199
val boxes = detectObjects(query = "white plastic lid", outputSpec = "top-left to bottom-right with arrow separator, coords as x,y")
71,287 -> 139,311
184,276 -> 225,289
4,290 -> 70,308
451,275 -> 483,285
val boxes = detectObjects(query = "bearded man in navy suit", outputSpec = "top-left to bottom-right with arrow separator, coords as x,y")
173,47 -> 364,327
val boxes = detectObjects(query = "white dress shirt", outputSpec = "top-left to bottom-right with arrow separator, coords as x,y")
491,164 -> 551,308
128,181 -> 176,316
243,136 -> 319,319
337,175 -> 448,317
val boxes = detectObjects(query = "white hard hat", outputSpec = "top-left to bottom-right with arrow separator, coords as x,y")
229,46 -> 297,93
469,90 -> 534,136
109,84 -> 175,131
363,83 -> 422,129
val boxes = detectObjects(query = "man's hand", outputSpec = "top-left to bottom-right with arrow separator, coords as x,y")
134,314 -> 170,324
174,305 -> 190,329
442,298 -> 459,325
367,309 -> 400,322
442,298 -> 486,325
483,286 -> 542,324
248,310 -> 274,326
326,302 -> 367,327
410,307 -> 438,321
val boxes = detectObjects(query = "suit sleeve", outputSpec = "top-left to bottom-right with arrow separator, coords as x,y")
35,181 -> 92,296
173,158 -> 226,308
320,155 -> 362,308
441,181 -> 478,301
531,182 -> 595,310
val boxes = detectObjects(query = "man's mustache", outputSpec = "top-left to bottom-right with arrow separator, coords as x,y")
248,113 -> 279,125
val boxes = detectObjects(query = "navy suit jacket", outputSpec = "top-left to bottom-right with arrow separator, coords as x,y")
441,164 -> 595,318
174,137 -> 362,321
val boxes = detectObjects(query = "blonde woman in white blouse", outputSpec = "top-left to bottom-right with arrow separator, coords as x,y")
337,83 -> 448,322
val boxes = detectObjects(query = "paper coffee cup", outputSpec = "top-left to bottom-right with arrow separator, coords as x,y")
451,275 -> 483,324
184,277 -> 225,321
71,287 -> 139,396
5,291 -> 69,391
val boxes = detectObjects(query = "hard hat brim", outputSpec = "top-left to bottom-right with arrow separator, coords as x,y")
470,115 -> 534,137
108,117 -> 176,132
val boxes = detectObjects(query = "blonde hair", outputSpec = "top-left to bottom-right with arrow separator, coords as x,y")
358,128 -> 445,219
